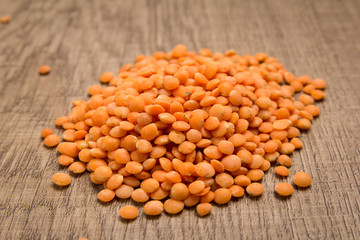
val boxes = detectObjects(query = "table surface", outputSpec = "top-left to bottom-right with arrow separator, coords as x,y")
1,0 -> 360,239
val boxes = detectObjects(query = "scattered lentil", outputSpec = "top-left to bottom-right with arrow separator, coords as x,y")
275,183 -> 294,196
275,166 -> 290,177
41,128 -> 53,138
119,205 -> 138,219
39,65 -> 51,75
1,15 -> 11,24
52,172 -> 71,186
293,172 -> 312,187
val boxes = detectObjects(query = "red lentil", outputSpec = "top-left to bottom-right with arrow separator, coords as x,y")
0,15 -> 11,24
41,128 -> 53,138
43,134 -> 60,147
164,199 -> 184,214
196,203 -> 212,216
115,185 -> 134,199
119,205 -> 138,219
214,188 -> 232,204
275,183 -> 294,196
44,45 -> 325,220
246,183 -> 264,197
275,166 -> 290,177
58,155 -> 74,166
144,200 -> 164,216
52,172 -> 71,186
293,172 -> 312,187
69,162 -> 86,173
39,65 -> 51,75
97,189 -> 115,202
229,185 -> 245,198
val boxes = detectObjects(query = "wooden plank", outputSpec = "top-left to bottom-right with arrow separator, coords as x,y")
0,0 -> 359,239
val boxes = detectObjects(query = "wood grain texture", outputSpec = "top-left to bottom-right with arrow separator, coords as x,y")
0,0 -> 360,239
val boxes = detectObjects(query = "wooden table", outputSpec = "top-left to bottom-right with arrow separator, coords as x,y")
1,0 -> 359,239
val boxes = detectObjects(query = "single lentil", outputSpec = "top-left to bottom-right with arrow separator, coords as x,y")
119,205 -> 138,219
39,65 -> 51,75
196,203 -> 212,216
52,172 -> 71,186
275,183 -> 294,196
293,172 -> 312,187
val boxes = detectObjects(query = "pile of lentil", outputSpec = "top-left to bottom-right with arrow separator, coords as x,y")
43,45 -> 325,219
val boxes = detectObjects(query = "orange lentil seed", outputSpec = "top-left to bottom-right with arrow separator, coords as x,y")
246,183 -> 264,197
293,172 -> 312,187
1,15 -> 11,23
144,200 -> 164,215
119,205 -> 138,219
52,173 -> 71,186
164,199 -> 185,214
196,203 -> 212,216
214,188 -> 232,204
41,128 -> 53,138
97,189 -> 115,202
69,162 -> 87,173
44,135 -> 60,147
58,155 -> 74,166
115,185 -> 134,199
275,183 -> 294,196
278,155 -> 292,167
275,166 -> 290,177
39,65 -> 51,75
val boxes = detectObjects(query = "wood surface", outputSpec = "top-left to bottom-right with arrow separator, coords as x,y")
0,0 -> 359,239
